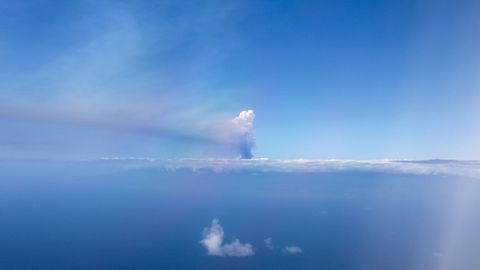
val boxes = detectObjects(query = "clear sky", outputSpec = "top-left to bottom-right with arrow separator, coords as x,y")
1,0 -> 479,159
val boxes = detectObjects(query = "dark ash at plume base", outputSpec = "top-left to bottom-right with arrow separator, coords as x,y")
239,141 -> 254,159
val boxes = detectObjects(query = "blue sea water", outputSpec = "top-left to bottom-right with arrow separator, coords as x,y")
0,160 -> 479,269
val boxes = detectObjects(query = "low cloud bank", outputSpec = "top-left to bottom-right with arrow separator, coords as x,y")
200,219 -> 254,257
99,158 -> 480,178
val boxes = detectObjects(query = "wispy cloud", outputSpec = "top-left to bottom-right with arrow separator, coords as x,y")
200,219 -> 254,257
283,246 -> 303,254
264,237 -> 302,255
264,237 -> 273,250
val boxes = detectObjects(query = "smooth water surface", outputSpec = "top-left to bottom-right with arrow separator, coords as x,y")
0,160 -> 479,269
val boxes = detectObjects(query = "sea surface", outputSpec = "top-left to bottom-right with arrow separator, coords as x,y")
0,159 -> 479,270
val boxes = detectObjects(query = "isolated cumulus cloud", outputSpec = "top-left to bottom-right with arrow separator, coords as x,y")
200,219 -> 254,257
230,110 -> 256,159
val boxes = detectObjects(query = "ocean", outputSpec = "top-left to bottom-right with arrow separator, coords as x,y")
0,159 -> 479,269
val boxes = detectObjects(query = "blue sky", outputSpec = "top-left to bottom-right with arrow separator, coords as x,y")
1,0 -> 479,159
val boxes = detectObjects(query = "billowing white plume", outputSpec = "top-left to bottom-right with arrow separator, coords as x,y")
230,110 -> 256,159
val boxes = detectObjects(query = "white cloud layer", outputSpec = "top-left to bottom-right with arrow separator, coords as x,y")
283,245 -> 303,254
98,158 -> 480,178
200,219 -> 254,257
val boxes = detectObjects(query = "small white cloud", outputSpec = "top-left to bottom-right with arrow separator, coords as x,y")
264,237 -> 273,250
283,245 -> 302,254
200,219 -> 254,257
